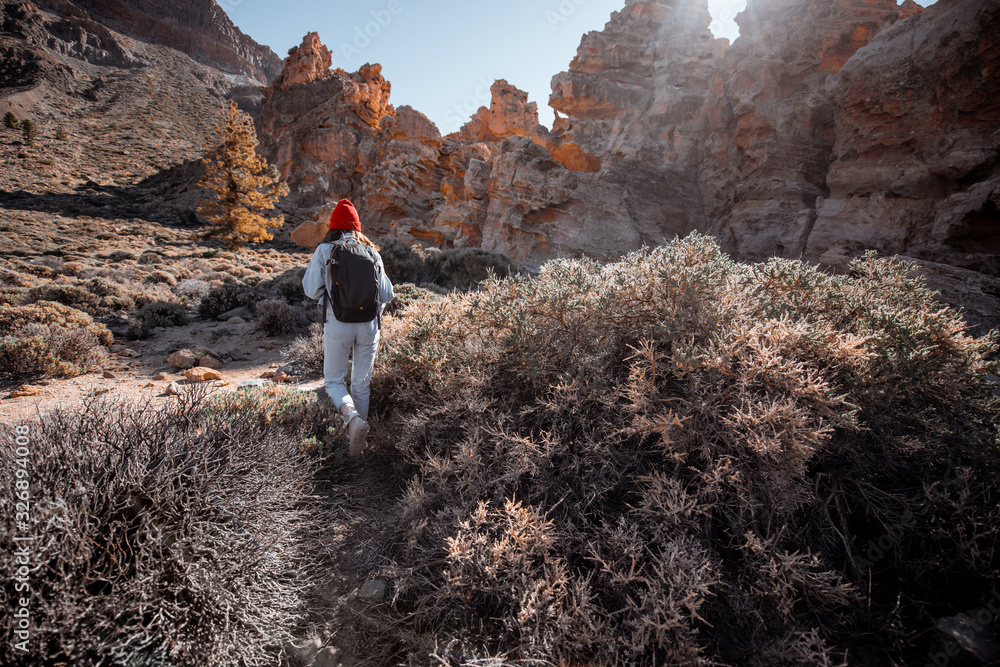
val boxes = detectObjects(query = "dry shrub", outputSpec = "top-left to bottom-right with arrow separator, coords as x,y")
0,323 -> 106,377
262,267 -> 308,305
23,281 -> 100,313
377,239 -> 515,291
379,238 -> 430,285
0,300 -> 113,345
144,269 -> 177,286
23,277 -> 141,316
0,301 -> 113,378
282,286 -> 443,376
174,278 -> 211,302
368,234 -> 999,666
128,300 -> 190,339
137,250 -> 164,265
0,285 -> 26,306
202,384 -> 339,445
283,322 -> 324,375
199,281 -> 271,319
385,283 -> 444,317
425,247 -> 516,291
254,298 -> 309,337
0,388 -> 329,666
60,261 -> 85,276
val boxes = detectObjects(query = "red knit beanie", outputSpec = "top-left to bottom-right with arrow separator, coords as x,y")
328,198 -> 361,231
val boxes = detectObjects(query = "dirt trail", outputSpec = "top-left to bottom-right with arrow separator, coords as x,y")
0,315 -> 408,666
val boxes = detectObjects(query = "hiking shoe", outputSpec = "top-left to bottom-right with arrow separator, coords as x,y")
347,414 -> 370,458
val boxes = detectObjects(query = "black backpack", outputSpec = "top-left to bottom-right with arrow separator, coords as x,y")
325,240 -> 380,324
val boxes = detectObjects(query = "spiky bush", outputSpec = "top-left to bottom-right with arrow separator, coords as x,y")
282,322 -> 325,375
368,233 -> 1000,666
3,111 -> 18,129
254,298 -> 308,337
379,238 -> 430,285
128,300 -> 190,339
0,323 -> 106,378
425,247 -> 516,291
384,283 -> 444,317
377,239 -> 516,291
23,278 -> 139,316
0,301 -> 113,346
261,267 -> 308,305
23,282 -> 99,314
174,278 -> 211,303
0,388 -> 329,666
198,281 -> 270,319
282,285 -> 443,376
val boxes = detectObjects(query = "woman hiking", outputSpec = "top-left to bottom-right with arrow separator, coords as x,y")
302,198 -> 394,457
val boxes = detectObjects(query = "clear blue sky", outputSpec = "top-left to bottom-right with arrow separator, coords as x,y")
218,0 -> 935,135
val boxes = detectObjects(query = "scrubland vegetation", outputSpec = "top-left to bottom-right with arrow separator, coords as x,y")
2,234 -> 997,665
0,234 -> 310,380
367,233 -> 999,665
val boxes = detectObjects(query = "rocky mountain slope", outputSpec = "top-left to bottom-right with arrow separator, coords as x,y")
36,0 -> 282,81
264,0 -> 999,329
0,0 -> 280,187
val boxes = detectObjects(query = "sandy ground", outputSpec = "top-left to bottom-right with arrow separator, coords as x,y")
0,315 -> 325,425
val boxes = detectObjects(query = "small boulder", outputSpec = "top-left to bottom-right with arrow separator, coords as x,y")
218,306 -> 251,321
102,370 -> 116,379
164,381 -> 183,396
8,386 -> 40,399
193,344 -> 219,358
166,349 -> 197,369
153,372 -> 169,381
183,367 -> 223,383
260,370 -> 276,379
227,316 -> 247,324
199,355 -> 223,369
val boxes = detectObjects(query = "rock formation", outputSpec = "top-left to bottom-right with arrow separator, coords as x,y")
806,0 -> 1000,278
264,0 -> 998,325
259,33 -> 393,219
705,0 -> 923,262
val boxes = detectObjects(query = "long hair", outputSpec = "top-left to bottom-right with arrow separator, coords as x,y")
321,228 -> 378,250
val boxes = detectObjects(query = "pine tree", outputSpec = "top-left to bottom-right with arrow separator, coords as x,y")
21,119 -> 36,146
3,112 -> 19,129
197,101 -> 288,251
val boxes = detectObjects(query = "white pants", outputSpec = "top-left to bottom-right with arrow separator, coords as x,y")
323,315 -> 380,420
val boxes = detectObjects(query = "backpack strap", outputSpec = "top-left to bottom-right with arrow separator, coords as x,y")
320,241 -> 337,325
